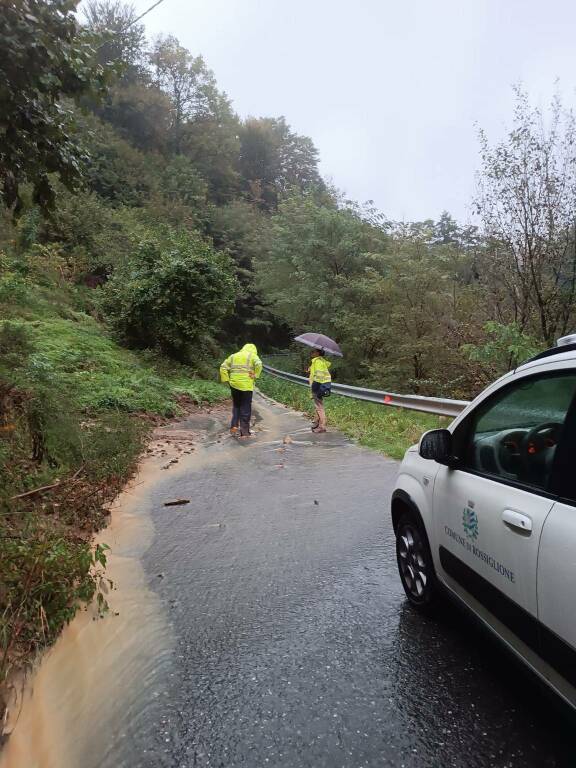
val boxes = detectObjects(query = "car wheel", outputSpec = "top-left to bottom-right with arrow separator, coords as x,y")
396,511 -> 438,612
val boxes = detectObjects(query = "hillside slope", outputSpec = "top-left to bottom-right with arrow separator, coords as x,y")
0,252 -> 227,705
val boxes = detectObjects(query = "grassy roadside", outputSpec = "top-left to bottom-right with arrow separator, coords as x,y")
258,373 -> 446,459
0,255 -> 228,709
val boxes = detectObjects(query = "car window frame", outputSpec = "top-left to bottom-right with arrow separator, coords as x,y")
451,369 -> 576,500
549,383 -> 576,506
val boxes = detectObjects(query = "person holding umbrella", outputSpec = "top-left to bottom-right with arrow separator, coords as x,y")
308,350 -> 332,432
294,333 -> 343,434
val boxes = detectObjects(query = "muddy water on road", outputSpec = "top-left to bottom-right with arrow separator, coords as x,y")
0,412 -> 230,768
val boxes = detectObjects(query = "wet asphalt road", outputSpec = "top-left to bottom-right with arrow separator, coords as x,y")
122,396 -> 574,768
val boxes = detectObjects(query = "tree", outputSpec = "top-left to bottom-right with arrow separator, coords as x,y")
181,95 -> 240,204
83,0 -> 145,79
277,123 -> 323,193
239,117 -> 323,209
361,241 -> 483,395
0,0 -> 109,214
78,112 -> 159,206
95,82 -> 173,152
254,193 -> 388,377
149,36 -> 218,152
209,200 -> 290,347
100,226 -> 237,360
83,2 -> 174,152
475,87 -> 576,345
255,194 -> 385,326
160,156 -> 208,210
148,35 -> 241,200
238,118 -> 280,209
432,210 -> 479,249
464,321 -> 542,385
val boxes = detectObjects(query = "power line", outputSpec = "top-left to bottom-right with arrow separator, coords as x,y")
94,0 -> 168,51
128,0 -> 167,29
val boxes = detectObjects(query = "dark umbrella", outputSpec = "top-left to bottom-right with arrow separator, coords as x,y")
294,332 -> 343,357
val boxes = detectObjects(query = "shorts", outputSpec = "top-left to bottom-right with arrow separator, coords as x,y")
311,382 -> 324,404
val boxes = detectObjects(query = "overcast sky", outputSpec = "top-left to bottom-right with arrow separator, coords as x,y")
114,0 -> 576,223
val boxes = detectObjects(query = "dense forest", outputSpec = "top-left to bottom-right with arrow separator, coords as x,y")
2,0 -> 576,701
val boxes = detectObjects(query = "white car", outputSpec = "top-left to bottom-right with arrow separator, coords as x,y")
392,334 -> 576,709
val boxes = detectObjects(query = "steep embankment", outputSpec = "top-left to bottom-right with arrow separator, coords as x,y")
0,257 -> 227,714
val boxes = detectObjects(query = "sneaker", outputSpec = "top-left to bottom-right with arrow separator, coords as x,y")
230,426 -> 239,435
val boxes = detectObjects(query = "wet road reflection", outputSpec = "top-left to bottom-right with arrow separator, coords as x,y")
121,396 -> 574,768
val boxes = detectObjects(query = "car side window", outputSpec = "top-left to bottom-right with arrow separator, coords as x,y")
458,372 -> 576,491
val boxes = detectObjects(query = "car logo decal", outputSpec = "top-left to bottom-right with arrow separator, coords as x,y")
463,506 -> 479,540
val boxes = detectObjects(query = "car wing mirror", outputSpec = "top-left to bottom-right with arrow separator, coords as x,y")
419,429 -> 454,465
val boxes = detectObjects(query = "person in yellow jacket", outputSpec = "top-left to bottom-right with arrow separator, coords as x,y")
220,343 -> 262,437
308,349 -> 331,433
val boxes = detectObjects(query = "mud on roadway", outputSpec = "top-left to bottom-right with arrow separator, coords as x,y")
2,394 -> 575,768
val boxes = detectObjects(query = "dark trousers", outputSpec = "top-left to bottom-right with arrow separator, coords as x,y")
230,387 -> 253,435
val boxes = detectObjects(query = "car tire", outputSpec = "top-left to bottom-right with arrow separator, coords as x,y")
396,511 -> 438,613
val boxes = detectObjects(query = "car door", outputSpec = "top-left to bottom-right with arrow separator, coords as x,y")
433,370 -> 576,654
537,398 -> 576,695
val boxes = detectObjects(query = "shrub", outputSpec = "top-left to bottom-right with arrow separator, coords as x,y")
0,269 -> 29,305
0,321 -> 32,364
0,520 -> 110,681
464,321 -> 543,383
100,226 -> 236,360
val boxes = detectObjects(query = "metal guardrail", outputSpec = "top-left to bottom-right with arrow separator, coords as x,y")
262,364 -> 470,418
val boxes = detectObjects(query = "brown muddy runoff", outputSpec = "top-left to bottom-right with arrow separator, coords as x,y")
0,406 -> 234,768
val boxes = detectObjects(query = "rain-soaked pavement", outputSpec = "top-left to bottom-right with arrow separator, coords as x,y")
93,393 -> 572,768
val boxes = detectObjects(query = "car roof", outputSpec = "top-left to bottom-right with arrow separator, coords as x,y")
474,346 -> 576,397
514,346 -> 576,374
449,343 -> 576,429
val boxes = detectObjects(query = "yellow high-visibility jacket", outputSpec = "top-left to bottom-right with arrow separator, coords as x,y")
220,343 -> 262,392
309,357 -> 331,384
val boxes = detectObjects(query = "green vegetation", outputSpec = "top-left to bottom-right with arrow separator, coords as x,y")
0,0 -> 110,212
100,227 -> 236,359
258,375 -> 444,460
0,246 -> 226,696
2,535 -> 111,682
255,193 -> 549,398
